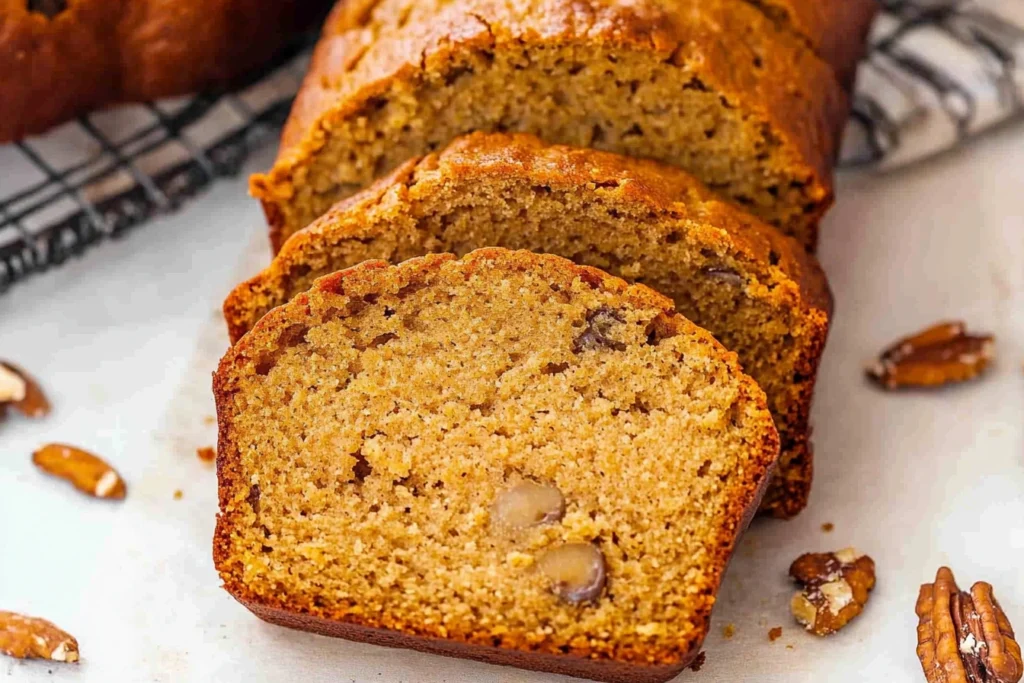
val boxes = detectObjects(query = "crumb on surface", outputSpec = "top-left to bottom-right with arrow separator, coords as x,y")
768,626 -> 783,642
821,522 -> 834,532
722,623 -> 735,639
173,489 -> 183,500
203,415 -> 216,426
196,446 -> 216,463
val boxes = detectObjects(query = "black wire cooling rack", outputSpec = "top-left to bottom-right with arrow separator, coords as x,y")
0,40 -> 313,295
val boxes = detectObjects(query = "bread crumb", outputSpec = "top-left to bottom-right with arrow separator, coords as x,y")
821,522 -> 834,532
768,626 -> 783,642
203,415 -> 216,426
196,446 -> 216,463
173,490 -> 183,500
722,623 -> 735,639
786,644 -> 794,650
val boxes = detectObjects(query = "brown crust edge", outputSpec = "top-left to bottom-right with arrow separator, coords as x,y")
213,248 -> 780,676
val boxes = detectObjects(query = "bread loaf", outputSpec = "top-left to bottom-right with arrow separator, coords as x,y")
251,0 -> 854,252
214,248 -> 779,682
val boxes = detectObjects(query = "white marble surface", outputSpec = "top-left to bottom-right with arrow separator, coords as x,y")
1,124 -> 1022,682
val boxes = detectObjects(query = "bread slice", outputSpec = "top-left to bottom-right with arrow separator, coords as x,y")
214,248 -> 779,682
227,133 -> 831,518
744,0 -> 878,89
251,0 -> 850,252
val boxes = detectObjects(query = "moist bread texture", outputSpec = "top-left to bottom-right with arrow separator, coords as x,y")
214,249 -> 780,682
0,0 -> 330,142
227,133 -> 831,518
251,0 -> 851,252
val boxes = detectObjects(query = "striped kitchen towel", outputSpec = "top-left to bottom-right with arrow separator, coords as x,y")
844,0 -> 1024,170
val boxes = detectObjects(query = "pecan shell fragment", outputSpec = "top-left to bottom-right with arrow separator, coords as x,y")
916,566 -> 1022,683
0,611 -> 79,663
32,443 -> 126,500
789,547 -> 876,636
867,322 -> 994,389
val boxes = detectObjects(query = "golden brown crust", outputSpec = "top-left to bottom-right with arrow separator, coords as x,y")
252,0 -> 849,251
214,248 -> 780,677
227,132 -> 831,517
0,0 -> 330,142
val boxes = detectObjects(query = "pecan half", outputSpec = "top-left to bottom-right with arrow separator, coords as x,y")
0,611 -> 79,663
867,322 -> 994,389
790,548 -> 876,636
0,362 -> 50,418
916,566 -> 1022,683
32,444 -> 126,500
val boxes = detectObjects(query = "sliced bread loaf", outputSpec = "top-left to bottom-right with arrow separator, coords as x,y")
214,248 -> 779,682
251,0 -> 850,252
227,133 -> 831,518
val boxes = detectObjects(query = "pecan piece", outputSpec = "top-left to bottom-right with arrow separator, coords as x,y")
790,547 -> 876,636
0,611 -> 79,663
916,566 -> 1022,683
573,307 -> 627,353
867,322 -> 994,389
0,362 -> 50,418
32,443 -> 126,500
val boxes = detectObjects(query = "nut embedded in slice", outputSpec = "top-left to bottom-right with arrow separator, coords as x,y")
537,543 -> 606,604
32,443 -> 126,500
916,566 -> 1022,683
0,362 -> 50,418
789,548 -> 876,636
0,611 -> 79,663
867,321 -> 994,390
491,481 -> 565,531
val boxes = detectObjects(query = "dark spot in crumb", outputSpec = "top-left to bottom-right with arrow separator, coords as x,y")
254,324 -> 308,375
365,332 -> 398,349
683,77 -> 709,92
247,484 -> 261,514
665,231 -> 681,244
397,281 -> 428,299
27,0 -> 66,17
644,313 -> 678,346
443,65 -> 473,86
769,250 -> 781,266
368,504 -> 380,513
352,451 -> 373,483
573,307 -> 627,353
542,362 -> 570,375
697,460 -> 712,478
702,266 -> 744,286
383,307 -> 396,318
